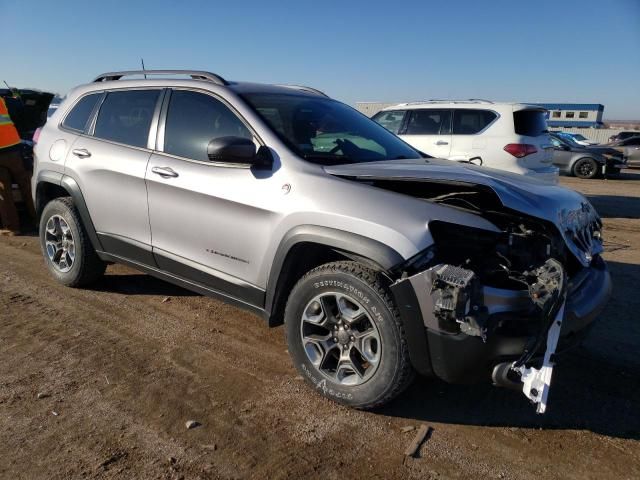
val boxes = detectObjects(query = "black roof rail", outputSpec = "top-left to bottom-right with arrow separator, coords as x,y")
275,84 -> 329,98
92,70 -> 228,86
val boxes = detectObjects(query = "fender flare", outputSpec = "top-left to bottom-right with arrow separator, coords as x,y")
36,171 -> 103,252
264,225 -> 404,317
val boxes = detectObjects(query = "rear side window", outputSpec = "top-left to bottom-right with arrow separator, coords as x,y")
452,109 -> 497,135
405,109 -> 451,135
94,90 -> 160,148
372,110 -> 406,134
62,93 -> 101,132
514,110 -> 548,137
163,90 -> 252,161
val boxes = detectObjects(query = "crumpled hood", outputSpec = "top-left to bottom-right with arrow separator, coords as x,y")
325,159 -> 602,266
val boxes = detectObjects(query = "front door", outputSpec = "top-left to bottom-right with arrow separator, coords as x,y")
146,89 -> 273,306
399,109 -> 452,158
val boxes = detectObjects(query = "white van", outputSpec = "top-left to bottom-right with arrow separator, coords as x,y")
372,100 -> 558,183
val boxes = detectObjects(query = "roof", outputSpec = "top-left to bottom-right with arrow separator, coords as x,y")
546,120 -> 604,128
88,70 -> 328,98
381,101 -> 543,111
531,103 -> 604,111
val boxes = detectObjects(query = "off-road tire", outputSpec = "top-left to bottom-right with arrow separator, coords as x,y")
285,261 -> 415,409
573,157 -> 600,179
39,197 -> 106,287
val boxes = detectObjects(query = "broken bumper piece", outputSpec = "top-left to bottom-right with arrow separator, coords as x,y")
513,301 -> 565,414
391,255 -> 611,413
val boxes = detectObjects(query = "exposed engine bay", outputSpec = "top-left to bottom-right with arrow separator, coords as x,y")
374,178 -> 601,413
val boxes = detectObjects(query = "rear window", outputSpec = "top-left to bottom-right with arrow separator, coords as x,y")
93,90 -> 160,148
62,93 -> 101,132
514,109 -> 548,137
452,109 -> 497,135
372,110 -> 406,134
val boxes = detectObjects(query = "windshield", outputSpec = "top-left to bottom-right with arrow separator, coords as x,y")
240,93 -> 422,164
572,134 -> 587,141
555,133 -> 581,147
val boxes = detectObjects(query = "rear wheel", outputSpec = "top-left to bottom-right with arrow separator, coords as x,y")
39,197 -> 106,287
573,157 -> 600,179
285,261 -> 414,409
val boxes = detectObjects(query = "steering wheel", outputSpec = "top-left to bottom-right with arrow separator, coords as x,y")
329,138 -> 360,156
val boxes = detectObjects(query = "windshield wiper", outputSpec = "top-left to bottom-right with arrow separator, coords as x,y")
302,152 -> 353,165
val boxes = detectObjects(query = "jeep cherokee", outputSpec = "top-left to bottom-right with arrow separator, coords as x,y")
33,70 -> 611,412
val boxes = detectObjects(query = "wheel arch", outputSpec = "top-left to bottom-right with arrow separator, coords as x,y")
36,171 -> 103,252
263,225 -> 404,327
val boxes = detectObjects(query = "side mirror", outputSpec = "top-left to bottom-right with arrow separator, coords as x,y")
207,136 -> 273,168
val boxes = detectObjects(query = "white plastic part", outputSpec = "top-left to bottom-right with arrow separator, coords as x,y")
514,302 -> 565,414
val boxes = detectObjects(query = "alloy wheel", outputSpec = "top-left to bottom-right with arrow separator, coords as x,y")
44,215 -> 76,273
300,292 -> 381,386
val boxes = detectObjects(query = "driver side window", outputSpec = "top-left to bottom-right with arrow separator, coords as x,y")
163,90 -> 252,161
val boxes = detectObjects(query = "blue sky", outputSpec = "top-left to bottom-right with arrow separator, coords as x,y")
2,0 -> 639,119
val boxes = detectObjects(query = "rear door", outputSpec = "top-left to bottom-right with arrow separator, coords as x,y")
398,109 -> 452,158
65,88 -> 162,261
448,109 -> 498,164
549,136 -> 574,172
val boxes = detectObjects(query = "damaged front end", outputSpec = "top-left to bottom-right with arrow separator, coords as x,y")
325,160 -> 612,413
388,193 -> 610,414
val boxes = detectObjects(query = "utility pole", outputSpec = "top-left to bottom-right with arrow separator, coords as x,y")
141,58 -> 147,79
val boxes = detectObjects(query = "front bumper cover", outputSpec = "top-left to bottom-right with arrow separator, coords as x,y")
391,255 -> 611,385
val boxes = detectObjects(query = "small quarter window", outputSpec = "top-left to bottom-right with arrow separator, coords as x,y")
62,93 -> 101,132
163,90 -> 252,161
452,109 -> 497,135
94,90 -> 160,148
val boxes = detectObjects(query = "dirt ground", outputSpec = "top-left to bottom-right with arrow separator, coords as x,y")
1,171 -> 639,480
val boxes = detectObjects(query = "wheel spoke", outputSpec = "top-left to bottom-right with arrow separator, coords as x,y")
335,350 -> 364,384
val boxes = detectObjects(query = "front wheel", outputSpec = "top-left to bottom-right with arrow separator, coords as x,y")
573,157 -> 600,179
285,261 -> 414,409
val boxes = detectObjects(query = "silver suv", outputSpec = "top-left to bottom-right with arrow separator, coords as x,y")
33,70 -> 611,412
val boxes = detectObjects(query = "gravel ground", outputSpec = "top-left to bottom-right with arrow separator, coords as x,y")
1,171 -> 639,479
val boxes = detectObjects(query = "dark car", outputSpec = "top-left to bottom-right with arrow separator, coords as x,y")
0,88 -> 55,140
1,88 -> 55,204
609,131 -> 640,143
549,133 -> 625,179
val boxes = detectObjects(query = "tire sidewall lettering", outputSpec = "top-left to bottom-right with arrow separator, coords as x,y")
312,279 -> 383,323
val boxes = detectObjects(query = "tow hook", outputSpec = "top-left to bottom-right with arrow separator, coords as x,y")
512,301 -> 565,414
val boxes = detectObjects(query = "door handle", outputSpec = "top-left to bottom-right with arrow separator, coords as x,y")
435,141 -> 449,146
71,148 -> 91,158
151,166 -> 179,178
